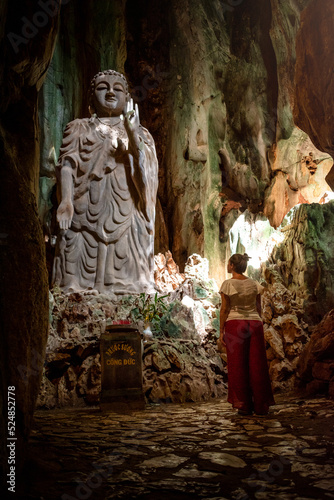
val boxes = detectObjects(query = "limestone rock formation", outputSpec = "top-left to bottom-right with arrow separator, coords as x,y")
297,309 -> 334,397
154,253 -> 220,339
294,0 -> 334,161
0,0 -> 58,487
38,253 -> 223,407
154,251 -> 185,292
143,340 -> 226,403
269,201 -> 334,325
260,270 -> 310,391
38,293 -> 226,407
263,137 -> 333,229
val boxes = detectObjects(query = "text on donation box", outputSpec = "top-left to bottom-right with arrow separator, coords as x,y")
102,338 -> 142,390
106,343 -> 136,366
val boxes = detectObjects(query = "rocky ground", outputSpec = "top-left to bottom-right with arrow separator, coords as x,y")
23,394 -> 334,499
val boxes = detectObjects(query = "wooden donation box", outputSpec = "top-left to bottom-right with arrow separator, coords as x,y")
100,325 -> 145,411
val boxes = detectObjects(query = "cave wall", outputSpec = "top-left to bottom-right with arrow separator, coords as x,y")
0,0 -> 58,491
294,0 -> 334,160
163,0 -> 326,284
40,0 -> 333,289
270,202 -> 334,325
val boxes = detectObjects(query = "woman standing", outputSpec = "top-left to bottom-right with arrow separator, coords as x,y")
218,253 -> 275,415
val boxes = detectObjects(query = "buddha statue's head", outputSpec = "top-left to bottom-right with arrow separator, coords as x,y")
89,70 -> 129,118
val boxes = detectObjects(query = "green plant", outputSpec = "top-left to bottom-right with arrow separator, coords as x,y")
131,292 -> 169,324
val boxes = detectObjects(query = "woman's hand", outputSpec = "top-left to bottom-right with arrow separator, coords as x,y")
217,335 -> 226,353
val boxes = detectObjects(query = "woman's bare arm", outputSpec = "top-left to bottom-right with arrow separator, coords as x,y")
219,293 -> 231,343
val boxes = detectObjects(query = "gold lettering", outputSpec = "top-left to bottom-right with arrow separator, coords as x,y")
123,358 -> 136,365
106,359 -> 123,366
105,343 -> 137,358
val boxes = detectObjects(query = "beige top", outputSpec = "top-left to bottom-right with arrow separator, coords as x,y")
220,278 -> 264,321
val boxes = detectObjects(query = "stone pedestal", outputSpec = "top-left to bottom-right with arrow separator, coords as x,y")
100,325 -> 145,412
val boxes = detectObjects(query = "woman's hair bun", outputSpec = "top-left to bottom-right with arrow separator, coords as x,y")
229,253 -> 249,273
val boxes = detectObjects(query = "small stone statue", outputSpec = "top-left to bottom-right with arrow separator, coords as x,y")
52,70 -> 158,294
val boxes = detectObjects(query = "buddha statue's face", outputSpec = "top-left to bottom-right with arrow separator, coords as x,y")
92,75 -> 128,117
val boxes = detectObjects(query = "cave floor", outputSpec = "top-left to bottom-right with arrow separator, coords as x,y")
23,394 -> 334,500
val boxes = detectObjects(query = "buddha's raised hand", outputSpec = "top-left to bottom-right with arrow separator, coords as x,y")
123,98 -> 140,133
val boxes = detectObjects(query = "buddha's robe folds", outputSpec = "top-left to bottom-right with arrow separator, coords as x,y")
53,117 -> 158,294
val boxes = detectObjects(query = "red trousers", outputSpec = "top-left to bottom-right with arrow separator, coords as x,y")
224,320 -> 275,414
